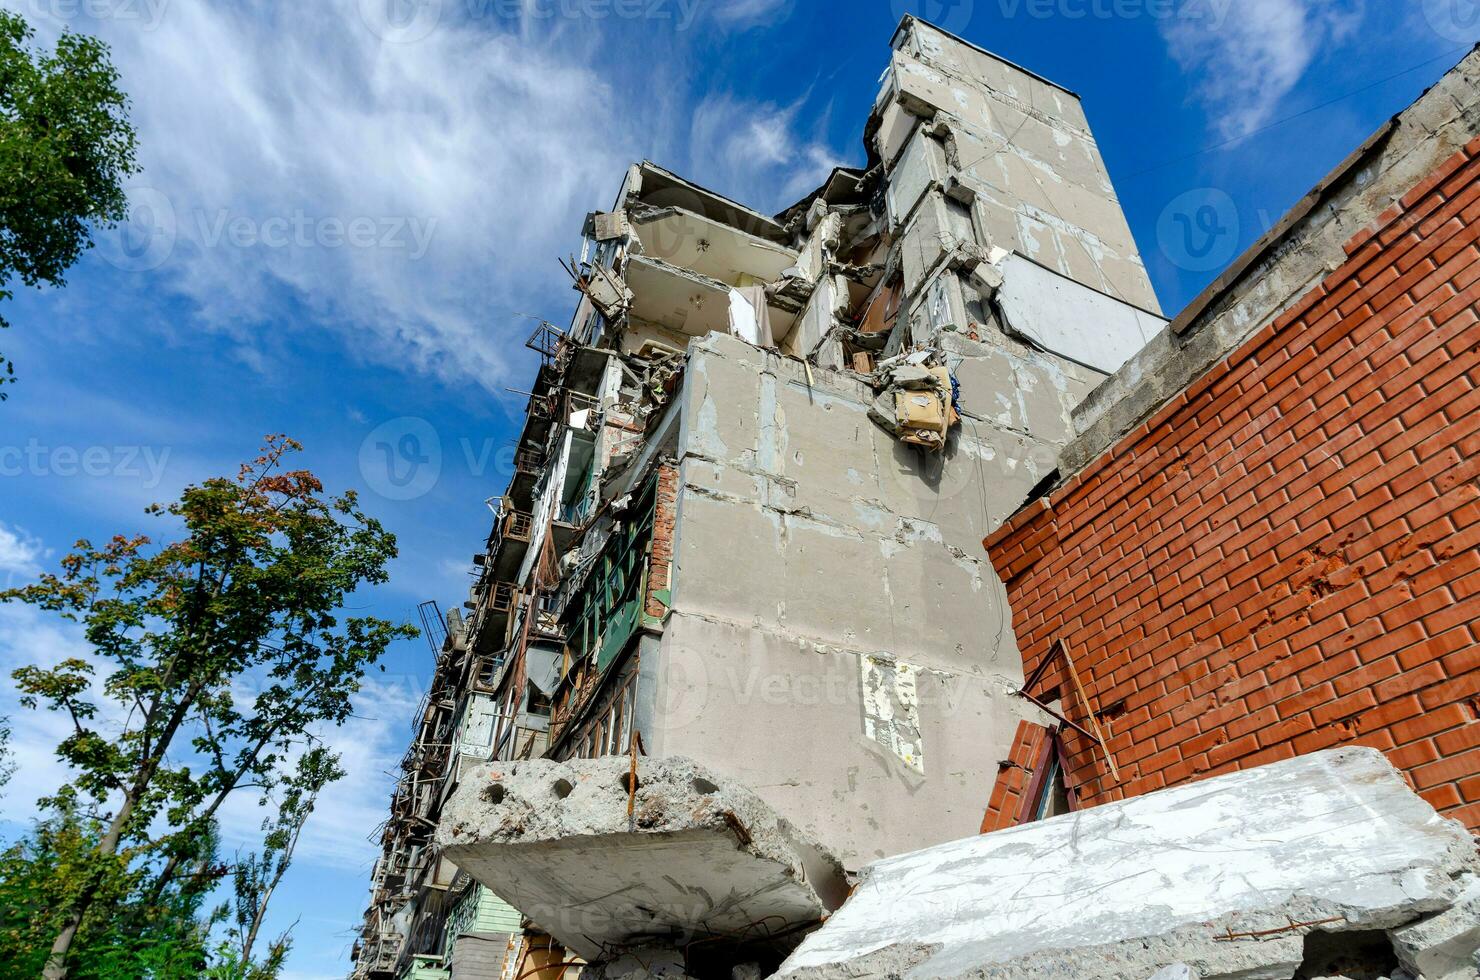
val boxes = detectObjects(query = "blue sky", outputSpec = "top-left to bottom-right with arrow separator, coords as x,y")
0,0 -> 1472,976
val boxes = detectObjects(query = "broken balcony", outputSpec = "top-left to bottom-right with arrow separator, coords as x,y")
470,582 -> 519,656
437,756 -> 849,967
484,508 -> 533,583
507,450 -> 545,510
625,161 -> 791,246
623,252 -> 804,354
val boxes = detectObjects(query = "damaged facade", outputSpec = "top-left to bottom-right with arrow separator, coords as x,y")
353,16 -> 1480,980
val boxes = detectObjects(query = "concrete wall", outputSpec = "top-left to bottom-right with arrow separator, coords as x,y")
642,333 -> 1097,865
881,18 -> 1159,314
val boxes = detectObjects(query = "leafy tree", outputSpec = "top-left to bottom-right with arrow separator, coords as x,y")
0,10 -> 140,399
3,435 -> 417,978
0,715 -> 13,794
214,747 -> 344,980
0,800 -> 220,979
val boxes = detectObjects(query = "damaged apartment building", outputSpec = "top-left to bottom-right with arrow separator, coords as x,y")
353,16 -> 1480,980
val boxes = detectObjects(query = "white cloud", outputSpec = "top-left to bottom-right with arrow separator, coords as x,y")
27,1 -> 841,396
707,0 -> 794,28
78,1 -> 642,394
1161,0 -> 1365,139
0,523 -> 45,583
687,94 -> 847,214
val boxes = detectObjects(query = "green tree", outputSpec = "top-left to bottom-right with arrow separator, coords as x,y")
4,435 -> 417,978
0,800 -> 221,979
0,715 -> 13,794
0,10 -> 140,399
214,747 -> 344,980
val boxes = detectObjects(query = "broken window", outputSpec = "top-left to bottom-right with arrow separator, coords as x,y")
562,476 -> 658,678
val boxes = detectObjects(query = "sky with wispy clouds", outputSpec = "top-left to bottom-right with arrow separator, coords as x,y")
0,0 -> 1471,976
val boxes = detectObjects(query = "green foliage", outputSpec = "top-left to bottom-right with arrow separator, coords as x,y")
0,9 -> 140,398
0,804 -> 220,979
217,747 -> 344,980
0,715 -> 13,794
3,435 -> 417,977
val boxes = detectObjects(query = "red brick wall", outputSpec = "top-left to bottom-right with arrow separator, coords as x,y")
984,140 -> 1480,831
645,462 -> 679,619
980,720 -> 1054,832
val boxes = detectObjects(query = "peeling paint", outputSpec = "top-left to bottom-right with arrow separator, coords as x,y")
860,655 -> 925,775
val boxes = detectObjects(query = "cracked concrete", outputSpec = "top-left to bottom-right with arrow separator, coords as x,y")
776,749 -> 1480,980
437,755 -> 848,963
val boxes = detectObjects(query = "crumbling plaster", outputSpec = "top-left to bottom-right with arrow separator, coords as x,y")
637,333 -> 1102,865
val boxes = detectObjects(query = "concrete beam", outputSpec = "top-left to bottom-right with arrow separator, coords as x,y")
437,756 -> 848,963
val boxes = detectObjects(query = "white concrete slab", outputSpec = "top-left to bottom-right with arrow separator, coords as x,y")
996,252 -> 1165,374
778,748 -> 1479,980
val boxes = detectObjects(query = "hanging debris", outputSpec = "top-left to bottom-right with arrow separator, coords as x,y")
866,348 -> 959,451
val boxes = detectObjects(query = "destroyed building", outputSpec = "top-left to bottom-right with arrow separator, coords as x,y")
352,16 -> 1480,980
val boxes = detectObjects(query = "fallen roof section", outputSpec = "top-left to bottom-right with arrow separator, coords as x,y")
777,748 -> 1480,980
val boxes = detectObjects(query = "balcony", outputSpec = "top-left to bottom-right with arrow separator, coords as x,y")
508,449 -> 546,509
471,582 -> 519,655
485,509 -> 534,582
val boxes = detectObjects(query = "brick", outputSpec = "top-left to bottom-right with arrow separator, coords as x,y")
1390,703 -> 1471,746
1388,738 -> 1440,770
1412,747 -> 1480,789
1207,733 -> 1259,769
1435,723 -> 1480,757
1313,689 -> 1379,727
1420,784 -> 1463,810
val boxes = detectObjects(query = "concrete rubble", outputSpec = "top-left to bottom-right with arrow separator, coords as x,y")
436,756 -> 849,966
777,749 -> 1480,980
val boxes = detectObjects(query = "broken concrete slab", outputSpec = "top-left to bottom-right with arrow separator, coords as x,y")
1389,873 -> 1480,980
776,748 -> 1480,980
437,756 -> 849,964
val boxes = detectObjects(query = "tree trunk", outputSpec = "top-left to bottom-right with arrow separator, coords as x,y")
41,792 -> 135,979
44,684 -> 200,978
